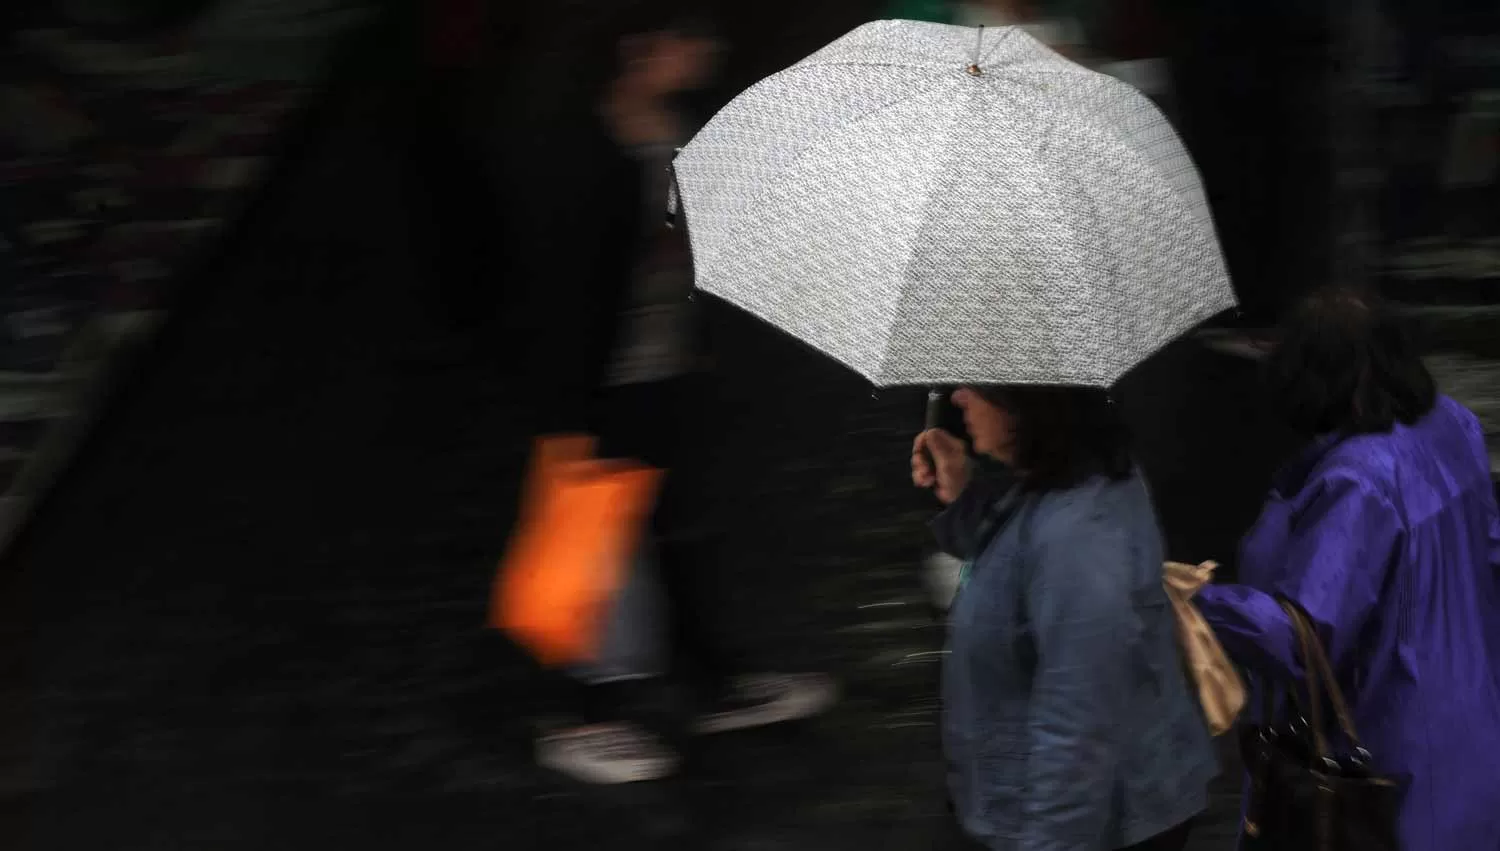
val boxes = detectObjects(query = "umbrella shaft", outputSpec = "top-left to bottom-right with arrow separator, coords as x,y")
926,388 -> 944,431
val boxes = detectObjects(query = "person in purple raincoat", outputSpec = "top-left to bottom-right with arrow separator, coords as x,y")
1193,287 -> 1500,851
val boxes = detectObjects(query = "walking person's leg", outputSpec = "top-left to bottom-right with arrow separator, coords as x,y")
533,561 -> 682,786
533,375 -> 836,784
518,233 -> 660,784
530,378 -> 684,785
643,374 -> 837,736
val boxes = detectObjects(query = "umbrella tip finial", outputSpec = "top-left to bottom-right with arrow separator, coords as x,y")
966,63 -> 983,76
967,24 -> 985,76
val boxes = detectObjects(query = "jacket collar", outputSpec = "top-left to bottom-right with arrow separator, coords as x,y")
1271,432 -> 1347,498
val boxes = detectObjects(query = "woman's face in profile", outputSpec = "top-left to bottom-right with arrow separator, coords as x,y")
953,388 -> 1016,463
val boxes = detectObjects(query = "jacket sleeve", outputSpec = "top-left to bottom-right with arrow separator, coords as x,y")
1018,509 -> 1135,851
929,461 -> 1017,560
1194,473 -> 1402,680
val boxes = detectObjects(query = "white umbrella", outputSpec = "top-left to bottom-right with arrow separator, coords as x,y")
672,19 -> 1235,388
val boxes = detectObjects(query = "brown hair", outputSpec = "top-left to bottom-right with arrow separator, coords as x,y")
975,385 -> 1134,491
1265,287 -> 1436,436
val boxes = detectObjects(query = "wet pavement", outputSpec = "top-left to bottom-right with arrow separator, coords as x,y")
0,36 -> 1292,851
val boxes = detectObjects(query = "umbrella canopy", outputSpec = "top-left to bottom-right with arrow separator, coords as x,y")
673,19 -> 1235,388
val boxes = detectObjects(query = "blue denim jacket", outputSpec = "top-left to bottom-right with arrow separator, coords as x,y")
934,467 -> 1216,851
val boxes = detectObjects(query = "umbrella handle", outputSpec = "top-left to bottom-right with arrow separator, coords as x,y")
919,388 -> 946,484
925,388 -> 944,431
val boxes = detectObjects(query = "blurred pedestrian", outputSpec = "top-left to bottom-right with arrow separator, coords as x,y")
1194,287 -> 1500,851
913,386 -> 1215,851
503,6 -> 836,786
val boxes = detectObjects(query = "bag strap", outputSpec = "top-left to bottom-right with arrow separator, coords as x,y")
1277,599 -> 1365,754
1296,605 -> 1363,744
1281,600 -> 1330,759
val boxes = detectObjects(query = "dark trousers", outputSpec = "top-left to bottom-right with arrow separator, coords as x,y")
600,374 -> 738,690
560,374 -> 740,729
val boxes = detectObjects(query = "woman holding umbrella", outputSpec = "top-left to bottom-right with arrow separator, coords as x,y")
913,387 -> 1216,851
669,18 -> 1238,843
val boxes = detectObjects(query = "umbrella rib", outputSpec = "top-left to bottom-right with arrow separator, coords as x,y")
976,24 -> 1020,67
1077,75 -> 1213,222
875,84 -> 969,386
680,76 -> 953,388
771,59 -> 964,78
688,74 -> 953,248
778,56 -> 1041,77
1045,117 -> 1232,384
786,22 -> 1026,76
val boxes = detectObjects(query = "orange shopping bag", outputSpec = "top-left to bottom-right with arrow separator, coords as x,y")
490,436 -> 663,667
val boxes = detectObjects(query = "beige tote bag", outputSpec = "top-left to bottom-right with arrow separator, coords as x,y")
1164,561 -> 1246,736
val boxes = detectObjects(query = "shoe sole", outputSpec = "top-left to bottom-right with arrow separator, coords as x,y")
693,679 -> 840,735
535,745 -> 679,785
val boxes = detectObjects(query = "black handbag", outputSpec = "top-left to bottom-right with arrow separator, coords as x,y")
1238,599 -> 1403,851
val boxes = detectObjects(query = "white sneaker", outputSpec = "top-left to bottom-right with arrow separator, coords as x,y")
535,722 -> 679,785
693,673 -> 839,735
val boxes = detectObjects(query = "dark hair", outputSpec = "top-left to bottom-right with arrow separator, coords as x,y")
1265,286 -> 1437,437
977,385 -> 1134,491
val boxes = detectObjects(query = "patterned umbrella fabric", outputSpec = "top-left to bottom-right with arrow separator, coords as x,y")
673,20 -> 1234,388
